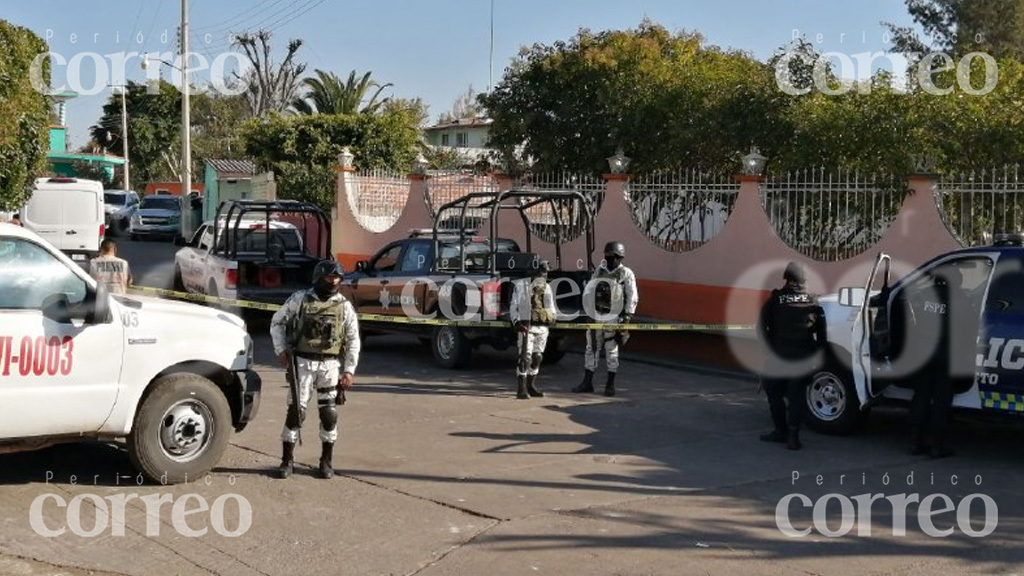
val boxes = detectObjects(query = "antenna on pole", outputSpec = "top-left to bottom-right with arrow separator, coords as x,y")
488,0 -> 494,92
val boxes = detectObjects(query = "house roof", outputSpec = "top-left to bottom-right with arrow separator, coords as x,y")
424,118 -> 493,132
206,159 -> 255,175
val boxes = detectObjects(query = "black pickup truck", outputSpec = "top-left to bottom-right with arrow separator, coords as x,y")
340,189 -> 596,368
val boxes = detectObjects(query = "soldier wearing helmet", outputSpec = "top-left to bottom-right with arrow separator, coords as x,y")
574,240 -> 639,397
757,261 -> 826,451
270,259 -> 361,479
510,259 -> 558,399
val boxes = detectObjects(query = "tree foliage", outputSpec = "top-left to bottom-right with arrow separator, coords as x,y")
438,85 -> 484,124
884,0 -> 1024,60
292,69 -> 393,115
239,110 -> 422,210
91,80 -> 183,184
0,21 -> 50,209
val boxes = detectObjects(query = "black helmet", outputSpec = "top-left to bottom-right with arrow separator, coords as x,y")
312,260 -> 345,285
783,261 -> 806,284
604,241 -> 626,258
531,259 -> 551,277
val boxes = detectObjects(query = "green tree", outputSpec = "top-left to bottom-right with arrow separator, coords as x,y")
292,69 -> 393,115
90,80 -> 182,184
480,21 -> 790,174
191,92 -> 250,161
884,0 -> 1024,60
438,85 -> 484,124
0,21 -> 51,209
240,109 -> 421,210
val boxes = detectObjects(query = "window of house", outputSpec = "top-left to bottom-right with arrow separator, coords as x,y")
441,134 -> 450,146
456,132 -> 468,147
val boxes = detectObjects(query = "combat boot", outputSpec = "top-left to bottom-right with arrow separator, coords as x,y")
516,375 -> 529,399
572,370 -> 595,393
526,374 -> 544,397
277,442 -> 295,479
787,430 -> 802,451
604,372 -> 616,397
318,442 -> 335,479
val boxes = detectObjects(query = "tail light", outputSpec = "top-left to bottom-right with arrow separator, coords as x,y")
225,269 -> 238,290
99,224 -> 105,238
482,281 -> 501,319
259,267 -> 282,287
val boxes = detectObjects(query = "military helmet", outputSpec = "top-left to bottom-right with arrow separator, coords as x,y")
312,260 -> 345,285
783,261 -> 806,284
531,259 -> 551,277
604,241 -> 626,258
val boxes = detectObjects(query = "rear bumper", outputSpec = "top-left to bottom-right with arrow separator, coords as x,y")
233,369 -> 262,432
64,249 -> 98,263
131,223 -> 180,236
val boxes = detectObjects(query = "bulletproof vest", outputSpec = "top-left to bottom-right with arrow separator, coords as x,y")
530,281 -> 555,325
768,288 -> 820,350
293,295 -> 346,355
594,266 -> 628,314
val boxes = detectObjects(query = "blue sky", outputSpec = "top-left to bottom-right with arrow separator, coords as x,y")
6,0 -> 918,148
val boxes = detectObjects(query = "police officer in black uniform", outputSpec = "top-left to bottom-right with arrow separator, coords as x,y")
757,262 -> 827,450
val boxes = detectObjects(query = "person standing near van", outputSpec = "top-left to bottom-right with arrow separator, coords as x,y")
89,239 -> 133,294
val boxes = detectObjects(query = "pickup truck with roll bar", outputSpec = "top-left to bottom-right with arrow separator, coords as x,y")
340,188 -> 596,368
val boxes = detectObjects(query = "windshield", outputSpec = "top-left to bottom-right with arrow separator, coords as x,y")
104,193 -> 127,205
139,197 -> 181,211
226,228 -> 304,253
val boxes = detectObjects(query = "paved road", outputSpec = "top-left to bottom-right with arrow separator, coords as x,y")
3,238 -> 1024,575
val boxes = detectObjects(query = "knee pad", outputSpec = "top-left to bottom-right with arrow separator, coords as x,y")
530,352 -> 543,370
319,405 -> 338,431
285,404 -> 304,429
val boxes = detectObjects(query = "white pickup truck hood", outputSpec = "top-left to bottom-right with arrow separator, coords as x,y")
115,294 -> 246,331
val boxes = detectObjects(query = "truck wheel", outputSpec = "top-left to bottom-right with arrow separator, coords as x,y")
432,325 -> 471,369
128,373 -> 232,484
173,266 -> 186,292
803,365 -> 864,435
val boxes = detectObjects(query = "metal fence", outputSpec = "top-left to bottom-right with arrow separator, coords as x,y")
348,169 -> 409,233
937,167 -> 1024,247
424,171 -> 500,230
625,169 -> 738,252
760,168 -> 907,262
513,172 -> 605,244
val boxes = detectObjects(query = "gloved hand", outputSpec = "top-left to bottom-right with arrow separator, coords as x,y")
619,313 -> 632,325
515,321 -> 530,334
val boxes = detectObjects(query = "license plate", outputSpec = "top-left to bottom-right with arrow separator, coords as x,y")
72,254 -> 85,261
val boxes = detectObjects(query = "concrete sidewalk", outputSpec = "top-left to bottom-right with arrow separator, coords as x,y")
1,335 -> 1022,575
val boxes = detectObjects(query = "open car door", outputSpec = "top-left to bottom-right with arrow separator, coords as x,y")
852,253 -> 893,408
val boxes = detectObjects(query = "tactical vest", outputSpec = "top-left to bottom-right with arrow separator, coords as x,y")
594,266 -> 628,314
293,295 -> 347,356
768,288 -> 819,351
530,282 -> 555,325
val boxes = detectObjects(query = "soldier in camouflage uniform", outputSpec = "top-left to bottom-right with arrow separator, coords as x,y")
510,260 -> 558,399
270,260 -> 360,479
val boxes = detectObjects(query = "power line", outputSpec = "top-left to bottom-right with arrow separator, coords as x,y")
191,0 -> 286,33
199,0 -> 327,53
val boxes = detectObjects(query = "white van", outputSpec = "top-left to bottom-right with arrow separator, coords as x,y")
20,177 -> 106,262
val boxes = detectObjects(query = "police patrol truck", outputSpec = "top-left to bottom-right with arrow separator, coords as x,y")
0,223 -> 261,483
806,234 -> 1024,434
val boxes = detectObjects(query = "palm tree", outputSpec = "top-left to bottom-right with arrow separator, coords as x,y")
292,69 -> 393,115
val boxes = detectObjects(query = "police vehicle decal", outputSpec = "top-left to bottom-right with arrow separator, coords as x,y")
0,335 -> 74,377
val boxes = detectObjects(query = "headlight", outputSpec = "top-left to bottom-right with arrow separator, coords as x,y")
131,214 -> 142,224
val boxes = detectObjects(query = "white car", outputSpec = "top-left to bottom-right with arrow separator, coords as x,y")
0,223 -> 261,483
103,189 -> 140,235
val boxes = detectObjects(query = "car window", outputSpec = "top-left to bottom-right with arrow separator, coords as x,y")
399,242 -> 432,272
902,256 -> 993,311
232,229 -> 303,253
139,197 -> 181,211
104,193 -> 127,205
0,238 -> 88,309
987,260 -> 1024,310
372,244 -> 402,272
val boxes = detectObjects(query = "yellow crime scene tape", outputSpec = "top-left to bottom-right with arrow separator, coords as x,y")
127,286 -> 752,333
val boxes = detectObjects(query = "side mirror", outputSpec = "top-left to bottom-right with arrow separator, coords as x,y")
41,293 -> 73,323
838,287 -> 866,307
90,284 -> 111,324
355,260 -> 368,273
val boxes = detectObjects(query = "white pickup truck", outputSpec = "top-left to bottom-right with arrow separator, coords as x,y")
0,223 -> 261,484
172,201 -> 331,308
806,238 -> 1024,434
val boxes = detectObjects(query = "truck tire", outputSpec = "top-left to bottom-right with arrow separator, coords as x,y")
173,266 -> 186,292
432,325 -> 471,369
128,373 -> 232,484
803,364 -> 865,435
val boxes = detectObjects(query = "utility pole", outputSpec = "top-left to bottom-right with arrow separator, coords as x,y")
180,0 -> 191,202
488,0 -> 494,92
119,85 -> 130,191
